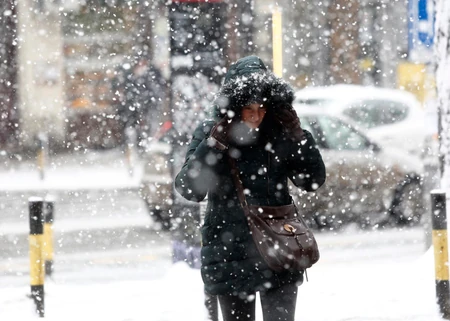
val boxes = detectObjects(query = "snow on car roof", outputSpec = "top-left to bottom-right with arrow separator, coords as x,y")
294,84 -> 420,106
293,103 -> 364,129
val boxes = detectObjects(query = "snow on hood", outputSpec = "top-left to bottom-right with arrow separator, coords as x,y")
210,56 -> 295,120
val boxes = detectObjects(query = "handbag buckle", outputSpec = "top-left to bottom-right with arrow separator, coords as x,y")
283,224 -> 296,233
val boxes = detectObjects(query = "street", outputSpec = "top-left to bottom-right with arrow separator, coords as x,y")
0,170 -> 435,320
0,146 -> 441,320
0,198 -> 440,321
0,212 -> 427,288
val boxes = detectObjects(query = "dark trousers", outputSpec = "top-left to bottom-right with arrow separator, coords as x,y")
216,283 -> 298,321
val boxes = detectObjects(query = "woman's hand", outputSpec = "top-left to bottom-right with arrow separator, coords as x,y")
274,104 -> 305,141
207,117 -> 232,151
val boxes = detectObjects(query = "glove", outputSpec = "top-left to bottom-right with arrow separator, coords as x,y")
274,104 -> 305,141
207,117 -> 232,151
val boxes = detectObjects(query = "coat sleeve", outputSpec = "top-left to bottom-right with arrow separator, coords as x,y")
287,130 -> 326,192
174,121 -> 224,202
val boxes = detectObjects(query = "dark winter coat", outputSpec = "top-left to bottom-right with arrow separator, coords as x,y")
112,62 -> 166,128
175,56 -> 326,296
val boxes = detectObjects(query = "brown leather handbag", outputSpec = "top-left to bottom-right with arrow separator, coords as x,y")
228,157 -> 320,272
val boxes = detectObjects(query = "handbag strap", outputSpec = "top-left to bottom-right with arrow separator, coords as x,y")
228,155 -> 297,211
227,156 -> 248,208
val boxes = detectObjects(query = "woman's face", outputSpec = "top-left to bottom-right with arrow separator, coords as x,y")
241,103 -> 267,129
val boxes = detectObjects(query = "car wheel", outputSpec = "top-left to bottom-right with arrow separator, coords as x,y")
390,177 -> 423,226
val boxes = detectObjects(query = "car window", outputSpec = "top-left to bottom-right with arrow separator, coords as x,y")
300,116 -> 326,149
314,115 -> 370,150
343,100 -> 408,128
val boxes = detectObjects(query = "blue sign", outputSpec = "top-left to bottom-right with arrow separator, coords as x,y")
408,0 -> 435,62
417,0 -> 434,47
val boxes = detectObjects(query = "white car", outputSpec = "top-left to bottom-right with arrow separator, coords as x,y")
294,85 -> 426,157
292,108 -> 425,228
141,111 -> 425,229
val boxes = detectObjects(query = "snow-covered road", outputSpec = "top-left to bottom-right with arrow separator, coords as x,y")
0,225 -> 442,321
0,148 -> 444,320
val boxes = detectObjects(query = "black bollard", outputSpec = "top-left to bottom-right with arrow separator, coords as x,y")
431,190 -> 450,319
29,198 -> 45,317
43,200 -> 55,277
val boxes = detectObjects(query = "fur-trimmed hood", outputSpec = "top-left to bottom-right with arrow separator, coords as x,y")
211,56 -> 295,120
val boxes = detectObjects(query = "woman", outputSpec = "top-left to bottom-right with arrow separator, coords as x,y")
175,56 -> 326,321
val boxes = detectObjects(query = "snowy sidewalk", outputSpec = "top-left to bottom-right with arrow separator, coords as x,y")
0,148 -> 154,237
0,148 -> 143,192
0,148 -> 447,320
0,249 -> 444,321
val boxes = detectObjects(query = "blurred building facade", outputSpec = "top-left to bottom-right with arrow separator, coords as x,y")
17,0 -> 66,149
1,0 -> 65,151
254,0 -> 410,89
62,4 -> 138,149
0,1 -> 18,150
0,0 -> 423,152
62,0 -> 254,149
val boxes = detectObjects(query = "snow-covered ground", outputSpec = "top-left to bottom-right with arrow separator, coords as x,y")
0,148 -> 447,320
0,149 -> 143,191
0,222 -> 444,321
0,248 -> 443,321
